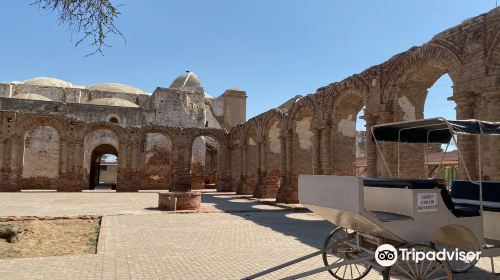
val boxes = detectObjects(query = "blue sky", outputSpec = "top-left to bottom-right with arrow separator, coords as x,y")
0,1 -> 495,129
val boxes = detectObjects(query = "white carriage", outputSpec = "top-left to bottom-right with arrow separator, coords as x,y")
244,118 -> 500,280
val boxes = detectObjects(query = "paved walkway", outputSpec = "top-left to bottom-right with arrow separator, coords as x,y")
0,192 -> 498,279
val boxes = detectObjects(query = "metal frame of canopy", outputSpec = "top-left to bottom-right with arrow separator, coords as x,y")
242,118 -> 500,280
370,117 -> 500,217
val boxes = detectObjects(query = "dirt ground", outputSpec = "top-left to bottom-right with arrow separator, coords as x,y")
0,218 -> 100,259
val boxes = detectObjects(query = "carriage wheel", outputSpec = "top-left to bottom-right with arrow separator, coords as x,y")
322,227 -> 372,280
383,244 -> 452,280
433,244 -> 478,273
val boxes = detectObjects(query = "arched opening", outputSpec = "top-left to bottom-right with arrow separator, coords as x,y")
230,130 -> 242,192
83,128 -> 120,190
394,66 -> 456,179
89,144 -> 118,190
109,117 -> 118,124
355,106 -> 367,177
242,124 -> 258,194
191,135 -> 220,190
138,133 -> 172,190
21,126 -> 60,190
259,118 -> 281,198
423,74 -> 458,184
331,93 -> 364,176
286,101 -> 315,203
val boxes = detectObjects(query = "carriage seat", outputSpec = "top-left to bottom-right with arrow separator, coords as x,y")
451,181 -> 500,213
362,178 -> 480,217
363,178 -> 444,189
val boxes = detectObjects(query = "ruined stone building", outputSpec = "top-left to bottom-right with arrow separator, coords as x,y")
0,72 -> 246,191
0,8 -> 499,204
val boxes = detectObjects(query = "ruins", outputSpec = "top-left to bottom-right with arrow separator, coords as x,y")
0,7 -> 499,204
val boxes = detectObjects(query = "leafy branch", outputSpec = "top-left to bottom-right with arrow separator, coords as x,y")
32,0 -> 125,56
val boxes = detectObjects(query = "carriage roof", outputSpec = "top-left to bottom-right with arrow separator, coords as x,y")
371,118 -> 500,143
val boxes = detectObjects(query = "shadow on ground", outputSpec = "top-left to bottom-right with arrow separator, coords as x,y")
200,191 -> 497,279
202,191 -> 336,250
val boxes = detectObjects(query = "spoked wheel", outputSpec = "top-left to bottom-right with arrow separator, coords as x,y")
322,227 -> 372,280
383,244 -> 452,280
433,244 -> 478,273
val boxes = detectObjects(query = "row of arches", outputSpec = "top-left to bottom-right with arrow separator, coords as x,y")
0,115 -> 229,192
228,28 -> 500,202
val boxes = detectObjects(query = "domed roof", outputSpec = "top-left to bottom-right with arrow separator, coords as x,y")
86,83 -> 144,95
170,71 -> 202,89
23,77 -> 72,88
87,98 -> 139,108
12,93 -> 52,101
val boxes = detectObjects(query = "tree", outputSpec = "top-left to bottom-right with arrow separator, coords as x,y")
32,0 -> 125,56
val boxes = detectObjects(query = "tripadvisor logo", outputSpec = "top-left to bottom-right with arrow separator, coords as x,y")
375,244 -> 481,267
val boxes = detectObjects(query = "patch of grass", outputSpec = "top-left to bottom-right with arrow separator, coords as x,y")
88,222 -> 101,250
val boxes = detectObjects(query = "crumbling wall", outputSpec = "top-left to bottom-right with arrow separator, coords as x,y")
138,133 -> 172,190
20,126 -> 60,189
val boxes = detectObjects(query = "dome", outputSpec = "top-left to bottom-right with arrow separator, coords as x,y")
87,98 -> 139,108
12,93 -> 52,101
86,83 -> 144,94
170,71 -> 202,89
23,77 -> 72,88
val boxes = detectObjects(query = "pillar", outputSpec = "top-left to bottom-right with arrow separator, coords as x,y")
320,126 -> 332,175
455,96 -> 477,180
364,114 -> 378,178
312,128 -> 321,175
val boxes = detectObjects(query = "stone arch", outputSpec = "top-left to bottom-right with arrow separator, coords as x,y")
138,128 -> 174,190
285,96 -> 317,203
82,127 -> 121,189
257,109 -> 284,198
239,119 -> 259,194
380,44 -> 463,179
187,128 -> 229,190
329,82 -> 366,176
16,115 -> 67,139
486,30 -> 500,68
19,125 -> 61,190
81,122 -> 126,143
382,43 -> 462,105
229,125 -> 244,191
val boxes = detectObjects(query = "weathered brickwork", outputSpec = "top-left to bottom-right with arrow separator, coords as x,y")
0,9 -> 498,201
229,8 -> 500,203
0,111 -> 231,192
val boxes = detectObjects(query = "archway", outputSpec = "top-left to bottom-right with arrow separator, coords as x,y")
83,128 -> 120,190
138,132 -> 173,190
88,144 -> 118,190
258,116 -> 282,198
241,123 -> 259,194
191,135 -> 220,190
21,126 -> 60,189
331,92 -> 364,176
230,129 -> 242,192
393,67 -> 457,179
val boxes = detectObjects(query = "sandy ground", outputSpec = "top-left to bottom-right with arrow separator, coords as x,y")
0,218 -> 100,259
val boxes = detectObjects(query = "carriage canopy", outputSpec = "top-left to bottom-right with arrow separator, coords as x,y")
372,118 -> 500,143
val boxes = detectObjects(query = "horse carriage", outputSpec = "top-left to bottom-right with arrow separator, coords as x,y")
244,118 -> 500,280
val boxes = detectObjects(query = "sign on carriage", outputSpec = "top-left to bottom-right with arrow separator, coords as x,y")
416,193 -> 438,212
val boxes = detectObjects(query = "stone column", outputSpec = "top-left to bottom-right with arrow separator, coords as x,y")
455,96 -> 477,180
261,140 -> 267,179
15,135 -> 24,180
364,114 -> 377,178
60,139 -> 68,175
320,126 -> 332,175
256,141 -> 262,185
485,94 -> 500,180
312,128 -> 321,175
376,110 -> 394,178
279,136 -> 286,186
